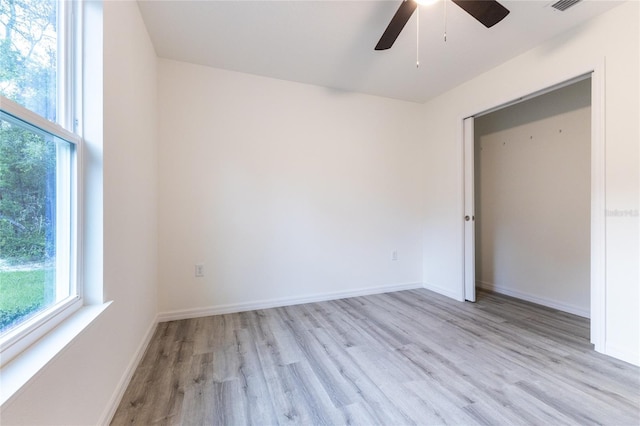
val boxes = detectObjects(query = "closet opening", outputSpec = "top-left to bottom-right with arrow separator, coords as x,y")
462,72 -> 604,349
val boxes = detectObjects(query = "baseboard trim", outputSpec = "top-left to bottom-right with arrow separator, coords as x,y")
99,315 -> 158,425
604,343 -> 640,367
476,281 -> 590,318
158,282 -> 423,323
422,282 -> 464,301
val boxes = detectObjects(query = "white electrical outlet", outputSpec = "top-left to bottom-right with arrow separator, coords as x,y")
392,250 -> 398,261
195,264 -> 204,277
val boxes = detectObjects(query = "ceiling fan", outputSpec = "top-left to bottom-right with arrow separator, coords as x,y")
375,0 -> 510,50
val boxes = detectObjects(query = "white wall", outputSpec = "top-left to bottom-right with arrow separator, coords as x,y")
474,79 -> 591,317
0,2 -> 159,424
421,1 -> 639,365
157,60 -> 426,317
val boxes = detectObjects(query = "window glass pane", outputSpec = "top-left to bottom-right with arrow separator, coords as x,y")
0,0 -> 58,122
0,111 -> 73,334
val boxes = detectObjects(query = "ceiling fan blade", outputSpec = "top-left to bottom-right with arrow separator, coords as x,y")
451,0 -> 510,28
375,0 -> 418,51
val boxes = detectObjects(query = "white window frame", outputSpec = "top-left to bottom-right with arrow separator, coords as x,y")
0,0 -> 83,366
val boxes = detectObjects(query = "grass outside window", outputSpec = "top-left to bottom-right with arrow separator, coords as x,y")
0,267 -> 53,333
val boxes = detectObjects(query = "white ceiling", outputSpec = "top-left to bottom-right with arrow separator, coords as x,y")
137,0 -> 623,103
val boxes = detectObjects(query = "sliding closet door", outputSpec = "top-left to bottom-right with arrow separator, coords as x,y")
464,117 -> 476,302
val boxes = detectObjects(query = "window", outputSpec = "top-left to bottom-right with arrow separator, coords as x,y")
0,0 -> 81,364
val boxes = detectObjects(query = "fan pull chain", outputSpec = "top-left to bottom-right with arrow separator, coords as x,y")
444,0 -> 447,42
416,6 -> 420,68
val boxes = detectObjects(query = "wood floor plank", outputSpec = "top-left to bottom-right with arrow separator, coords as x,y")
402,379 -> 480,425
232,327 -> 280,425
112,289 -> 640,425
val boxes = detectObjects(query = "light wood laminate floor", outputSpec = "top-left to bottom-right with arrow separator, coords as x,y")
111,289 -> 640,425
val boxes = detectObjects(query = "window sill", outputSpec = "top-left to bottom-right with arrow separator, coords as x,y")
0,301 -> 112,407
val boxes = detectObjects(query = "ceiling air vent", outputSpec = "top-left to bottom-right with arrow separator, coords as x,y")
551,0 -> 582,11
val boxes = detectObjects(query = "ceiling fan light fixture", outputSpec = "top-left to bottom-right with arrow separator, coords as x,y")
375,0 -> 509,51
415,0 -> 439,6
